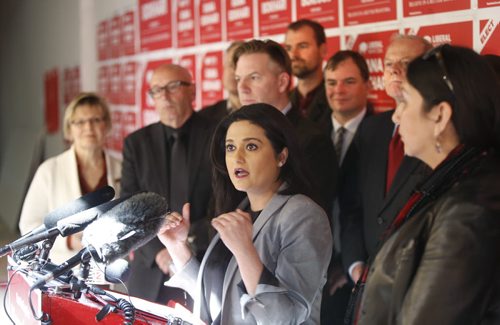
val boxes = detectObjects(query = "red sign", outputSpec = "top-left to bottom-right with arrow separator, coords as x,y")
326,36 -> 341,59
479,0 -> 500,8
345,30 -> 397,112
107,110 -> 122,152
121,11 -> 136,56
343,0 -> 396,26
226,0 -> 254,40
199,0 -> 222,43
479,19 -> 500,55
121,111 -> 138,149
139,0 -> 172,52
44,69 -> 60,134
200,51 -> 224,108
97,66 -> 110,100
141,59 -> 172,126
110,15 -> 121,58
258,0 -> 292,36
121,62 -> 137,105
177,0 -> 196,47
404,0 -> 470,17
97,20 -> 110,61
296,0 -> 339,29
407,21 -> 472,48
109,64 -> 121,104
63,66 -> 80,106
177,55 -> 197,108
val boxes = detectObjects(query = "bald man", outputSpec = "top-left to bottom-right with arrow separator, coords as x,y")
121,64 -> 214,305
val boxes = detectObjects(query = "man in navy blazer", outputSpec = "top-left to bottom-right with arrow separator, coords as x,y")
319,50 -> 373,325
341,35 -> 433,284
121,64 -> 214,304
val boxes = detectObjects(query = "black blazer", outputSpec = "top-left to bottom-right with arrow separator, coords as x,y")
341,110 -> 430,271
286,105 -> 337,218
198,99 -> 229,125
121,112 -> 214,302
290,83 -> 331,125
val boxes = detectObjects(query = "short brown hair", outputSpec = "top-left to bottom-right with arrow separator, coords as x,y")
287,19 -> 326,46
232,39 -> 292,76
324,50 -> 370,82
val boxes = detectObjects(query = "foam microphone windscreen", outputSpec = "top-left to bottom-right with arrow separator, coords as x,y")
82,192 -> 169,264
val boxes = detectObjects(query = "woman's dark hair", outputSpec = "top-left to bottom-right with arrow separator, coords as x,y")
210,103 -> 313,214
407,44 -> 500,152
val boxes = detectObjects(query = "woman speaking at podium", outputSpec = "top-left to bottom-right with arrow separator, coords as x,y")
19,93 -> 121,264
158,104 -> 332,324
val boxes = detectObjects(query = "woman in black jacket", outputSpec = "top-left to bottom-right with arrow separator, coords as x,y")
354,45 -> 500,324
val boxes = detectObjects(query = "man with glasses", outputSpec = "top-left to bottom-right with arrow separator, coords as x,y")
121,64 -> 214,306
341,35 -> 433,289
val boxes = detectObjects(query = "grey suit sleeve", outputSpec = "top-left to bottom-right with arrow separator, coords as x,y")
239,196 -> 333,324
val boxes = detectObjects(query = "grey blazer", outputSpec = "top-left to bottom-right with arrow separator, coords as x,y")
166,192 -> 332,324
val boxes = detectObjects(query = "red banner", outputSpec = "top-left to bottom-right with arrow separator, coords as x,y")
226,0 -> 254,40
44,69 -> 59,134
345,30 -> 397,112
404,0 -> 470,17
406,21 -> 472,48
97,66 -> 110,100
110,15 -> 121,58
139,0 -> 172,52
121,11 -> 136,56
97,20 -> 110,61
121,62 -> 137,105
121,111 -> 138,150
107,110 -> 122,152
109,64 -> 121,104
200,51 -> 224,108
258,0 -> 292,36
326,36 -> 341,59
479,19 -> 500,55
479,0 -> 500,8
141,59 -> 172,126
296,0 -> 339,29
176,0 -> 196,47
199,0 -> 222,43
343,0 -> 396,26
63,66 -> 80,106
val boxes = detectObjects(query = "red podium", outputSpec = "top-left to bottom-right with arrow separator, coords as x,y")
5,258 -> 204,324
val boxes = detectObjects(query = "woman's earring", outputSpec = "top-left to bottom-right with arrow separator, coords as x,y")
435,140 -> 442,154
278,161 -> 284,167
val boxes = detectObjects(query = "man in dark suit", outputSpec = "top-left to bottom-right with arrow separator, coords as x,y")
121,64 -> 214,304
199,41 -> 243,123
341,35 -> 433,284
285,19 -> 330,124
319,50 -> 373,325
233,39 -> 337,215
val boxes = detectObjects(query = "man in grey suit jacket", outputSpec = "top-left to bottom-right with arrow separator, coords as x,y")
121,64 -> 214,304
341,35 -> 433,284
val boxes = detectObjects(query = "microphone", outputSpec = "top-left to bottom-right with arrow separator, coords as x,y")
11,186 -> 115,245
82,192 -> 168,264
104,259 -> 130,283
32,247 -> 94,289
0,192 -> 124,258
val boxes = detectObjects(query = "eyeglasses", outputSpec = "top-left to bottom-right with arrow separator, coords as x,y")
70,117 -> 105,128
422,44 -> 455,95
148,80 -> 191,98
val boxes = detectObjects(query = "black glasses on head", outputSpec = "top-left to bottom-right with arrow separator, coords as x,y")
422,44 -> 455,95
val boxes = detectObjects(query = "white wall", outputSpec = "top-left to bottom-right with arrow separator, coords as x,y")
0,0 -> 81,231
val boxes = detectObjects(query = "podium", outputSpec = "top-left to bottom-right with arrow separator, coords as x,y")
5,258 -> 204,324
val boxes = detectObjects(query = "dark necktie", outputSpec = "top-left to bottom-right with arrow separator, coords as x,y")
335,127 -> 346,164
386,126 -> 405,194
170,131 -> 188,213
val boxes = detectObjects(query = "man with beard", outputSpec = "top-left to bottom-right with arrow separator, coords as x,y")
285,19 -> 330,123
